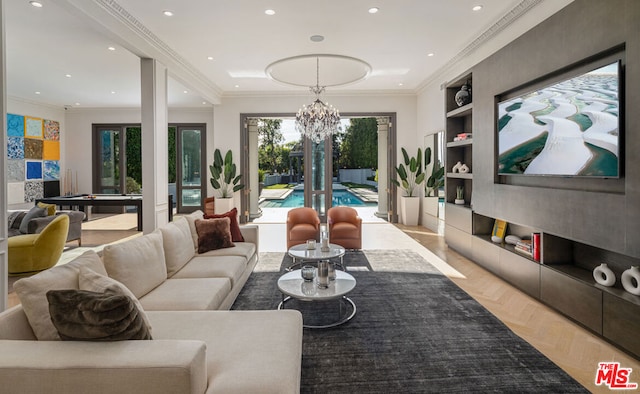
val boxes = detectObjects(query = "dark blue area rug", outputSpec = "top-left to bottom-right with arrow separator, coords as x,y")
232,250 -> 587,393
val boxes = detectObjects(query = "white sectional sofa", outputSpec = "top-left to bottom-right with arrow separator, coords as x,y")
0,210 -> 303,394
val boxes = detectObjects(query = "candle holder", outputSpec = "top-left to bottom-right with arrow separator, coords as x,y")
317,261 -> 329,288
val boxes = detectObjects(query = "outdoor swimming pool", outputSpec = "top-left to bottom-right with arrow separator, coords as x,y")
260,190 -> 376,208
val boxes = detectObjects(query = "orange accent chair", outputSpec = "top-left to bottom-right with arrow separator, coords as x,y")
328,206 -> 362,249
286,207 -> 320,249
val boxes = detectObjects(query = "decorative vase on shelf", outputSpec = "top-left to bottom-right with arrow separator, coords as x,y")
452,161 -> 463,173
621,266 -> 640,296
593,263 -> 616,287
455,82 -> 472,107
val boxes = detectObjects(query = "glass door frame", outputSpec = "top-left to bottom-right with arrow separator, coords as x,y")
303,136 -> 332,223
92,123 -> 207,214
174,124 -> 207,213
92,124 -> 128,195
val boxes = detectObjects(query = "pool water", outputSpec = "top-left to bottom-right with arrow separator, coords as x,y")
260,190 -> 376,208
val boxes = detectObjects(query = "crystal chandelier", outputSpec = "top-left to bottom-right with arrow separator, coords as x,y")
295,57 -> 341,143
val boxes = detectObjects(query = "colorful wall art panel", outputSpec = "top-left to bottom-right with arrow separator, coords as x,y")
8,182 -> 25,205
43,161 -> 60,181
44,119 -> 60,141
6,113 -> 62,204
25,181 -> 44,202
25,116 -> 43,138
26,161 -> 43,180
7,114 -> 24,137
43,140 -> 60,160
24,138 -> 43,159
7,136 -> 24,159
7,160 -> 25,182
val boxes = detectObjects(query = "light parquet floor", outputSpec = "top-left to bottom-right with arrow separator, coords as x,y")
397,223 -> 640,394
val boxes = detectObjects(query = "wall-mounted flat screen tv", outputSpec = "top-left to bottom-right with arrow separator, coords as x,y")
497,60 -> 621,177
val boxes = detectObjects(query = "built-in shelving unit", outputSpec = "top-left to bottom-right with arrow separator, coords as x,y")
444,72 -> 474,252
444,73 -> 473,208
470,211 -> 640,358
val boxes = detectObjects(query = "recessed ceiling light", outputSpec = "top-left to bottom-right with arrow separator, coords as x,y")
265,9 -> 275,15
111,91 -> 116,94
108,46 -> 116,51
163,10 -> 174,16
65,74 -> 71,78
207,56 -> 214,60
75,102 -> 80,106
472,5 -> 483,11
35,91 -> 41,95
202,101 -> 207,105
234,85 -> 240,88
29,1 -> 43,8
427,53 -> 435,57
398,83 -> 404,87
368,7 -> 379,14
183,90 -> 188,94
310,35 -> 324,42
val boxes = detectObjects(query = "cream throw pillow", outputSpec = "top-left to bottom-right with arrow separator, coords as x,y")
13,250 -> 107,341
183,210 -> 204,251
102,230 -> 167,299
159,217 -> 195,277
78,266 -> 153,335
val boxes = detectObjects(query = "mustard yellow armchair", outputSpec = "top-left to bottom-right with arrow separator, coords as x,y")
8,214 -> 69,276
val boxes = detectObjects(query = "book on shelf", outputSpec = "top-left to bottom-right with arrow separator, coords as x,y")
491,219 -> 508,243
532,232 -> 541,261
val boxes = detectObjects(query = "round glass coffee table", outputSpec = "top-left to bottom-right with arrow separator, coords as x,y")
287,243 -> 346,271
277,269 -> 357,329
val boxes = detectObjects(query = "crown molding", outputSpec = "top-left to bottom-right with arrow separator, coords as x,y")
416,0 -> 543,94
221,89 -> 417,100
60,0 -> 222,104
8,96 -> 67,112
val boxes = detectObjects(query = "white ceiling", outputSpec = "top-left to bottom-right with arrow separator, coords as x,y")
5,0 -> 567,109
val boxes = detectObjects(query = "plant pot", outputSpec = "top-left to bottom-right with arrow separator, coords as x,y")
400,196 -> 420,226
454,199 -> 465,205
214,197 -> 235,214
423,196 -> 439,217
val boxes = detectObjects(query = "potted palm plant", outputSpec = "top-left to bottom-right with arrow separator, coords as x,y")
209,149 -> 244,213
391,147 -> 425,225
423,147 -> 445,218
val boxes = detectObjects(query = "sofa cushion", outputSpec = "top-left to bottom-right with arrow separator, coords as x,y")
19,206 -> 46,234
197,242 -> 256,262
138,278 -> 231,311
102,230 -> 167,299
78,266 -> 152,336
8,211 -> 25,230
13,250 -> 108,340
195,217 -> 234,254
172,255 -> 247,287
147,310 -> 303,394
159,217 -> 195,277
204,207 -> 244,242
36,202 -> 56,216
183,210 -> 204,250
46,289 -> 152,341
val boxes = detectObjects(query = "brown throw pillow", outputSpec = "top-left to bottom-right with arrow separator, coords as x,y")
195,217 -> 235,253
204,207 -> 245,242
46,289 -> 152,341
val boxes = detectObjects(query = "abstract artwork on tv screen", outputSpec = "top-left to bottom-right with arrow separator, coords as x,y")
497,61 -> 620,177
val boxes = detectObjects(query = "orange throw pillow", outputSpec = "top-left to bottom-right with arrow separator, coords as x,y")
204,207 -> 244,242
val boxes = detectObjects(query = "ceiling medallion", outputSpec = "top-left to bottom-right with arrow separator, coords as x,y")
266,54 -> 370,142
